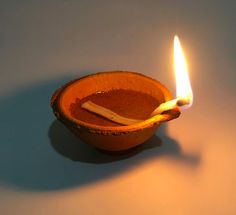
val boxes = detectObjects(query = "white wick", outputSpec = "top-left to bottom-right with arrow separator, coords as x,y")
150,98 -> 189,117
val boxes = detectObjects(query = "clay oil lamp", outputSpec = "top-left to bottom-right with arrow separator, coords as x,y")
51,36 -> 193,152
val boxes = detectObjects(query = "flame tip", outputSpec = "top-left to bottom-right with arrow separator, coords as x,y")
174,35 -> 179,40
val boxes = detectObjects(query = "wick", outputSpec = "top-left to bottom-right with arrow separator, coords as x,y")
150,98 -> 188,116
81,98 -> 188,126
81,101 -> 142,125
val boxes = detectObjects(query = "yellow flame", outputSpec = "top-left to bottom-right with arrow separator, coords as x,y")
174,35 -> 193,107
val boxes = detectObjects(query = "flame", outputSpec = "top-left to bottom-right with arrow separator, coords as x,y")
174,35 -> 193,107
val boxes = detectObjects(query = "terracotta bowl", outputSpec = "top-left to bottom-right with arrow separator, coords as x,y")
51,71 -> 180,152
